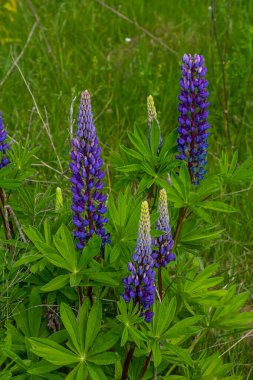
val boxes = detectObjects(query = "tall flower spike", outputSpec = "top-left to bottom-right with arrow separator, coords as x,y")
0,113 -> 10,169
122,201 -> 156,322
70,90 -> 110,251
152,189 -> 175,267
147,95 -> 157,124
176,54 -> 210,185
55,187 -> 63,212
147,95 -> 162,153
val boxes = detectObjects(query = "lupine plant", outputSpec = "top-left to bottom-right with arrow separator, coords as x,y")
0,55 -> 253,380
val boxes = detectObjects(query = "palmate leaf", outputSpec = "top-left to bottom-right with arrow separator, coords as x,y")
162,316 -> 204,341
28,361 -> 61,375
87,363 -> 107,380
66,364 -> 88,380
163,344 -> 194,368
201,201 -> 237,213
149,119 -> 161,158
209,286 -> 253,329
40,274 -> 69,292
88,352 -> 119,365
150,297 -> 177,338
28,288 -> 42,337
85,301 -> 102,352
29,337 -> 79,365
60,303 -> 81,354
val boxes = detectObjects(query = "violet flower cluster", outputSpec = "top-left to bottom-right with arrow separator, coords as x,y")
152,189 -> 175,267
176,54 -> 210,185
70,90 -> 109,250
122,201 -> 156,322
0,113 -> 9,169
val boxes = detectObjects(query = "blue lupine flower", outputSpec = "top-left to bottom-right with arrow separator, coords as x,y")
176,54 -> 210,185
70,90 -> 110,250
122,201 -> 156,322
152,189 -> 175,267
0,113 -> 10,169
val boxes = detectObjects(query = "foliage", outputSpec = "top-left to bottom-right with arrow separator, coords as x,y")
0,1 -> 253,378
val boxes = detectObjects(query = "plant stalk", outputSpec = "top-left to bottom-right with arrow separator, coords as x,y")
121,345 -> 135,380
158,267 -> 163,301
173,207 -> 186,247
140,350 -> 152,379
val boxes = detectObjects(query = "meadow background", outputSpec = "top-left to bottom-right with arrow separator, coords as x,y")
0,0 -> 253,377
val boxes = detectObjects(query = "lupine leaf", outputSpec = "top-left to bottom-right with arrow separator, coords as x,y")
41,275 -> 69,292
85,301 -> 102,352
60,303 -> 81,354
29,337 -> 79,365
28,288 -> 42,337
88,352 -> 119,365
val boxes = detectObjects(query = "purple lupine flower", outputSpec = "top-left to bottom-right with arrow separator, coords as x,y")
0,113 -> 10,169
152,189 -> 175,267
70,90 -> 110,251
122,201 -> 156,322
176,54 -> 210,185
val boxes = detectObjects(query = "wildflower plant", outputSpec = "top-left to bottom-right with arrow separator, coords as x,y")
152,189 -> 175,269
176,53 -> 210,185
122,201 -> 156,322
0,112 -> 10,169
1,55 -> 253,380
70,90 -> 109,250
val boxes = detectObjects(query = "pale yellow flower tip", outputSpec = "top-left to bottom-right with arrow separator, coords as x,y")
140,201 -> 150,231
55,187 -> 63,212
82,89 -> 90,100
159,189 -> 167,203
147,95 -> 157,123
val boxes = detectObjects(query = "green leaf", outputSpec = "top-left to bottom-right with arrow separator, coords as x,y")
66,364 -> 88,380
202,201 -> 237,213
150,119 -> 160,157
87,364 -> 107,380
152,342 -> 161,367
2,349 -> 28,370
165,344 -> 194,367
163,316 -> 203,340
121,327 -> 128,346
117,164 -> 143,172
44,220 -> 52,245
60,303 -> 81,354
53,225 -> 78,272
13,253 -> 43,268
28,361 -> 60,375
41,274 -> 69,292
85,301 -> 102,352
88,352 -> 119,365
28,288 -> 42,336
29,337 -> 79,365
78,299 -> 90,352
152,297 -> 176,338
89,331 -> 119,355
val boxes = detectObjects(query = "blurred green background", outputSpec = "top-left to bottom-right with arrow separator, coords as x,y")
0,0 -> 253,373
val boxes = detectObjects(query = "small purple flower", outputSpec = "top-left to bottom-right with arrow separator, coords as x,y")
0,113 -> 10,169
122,201 -> 156,322
176,54 -> 210,185
70,90 -> 110,251
152,189 -> 175,267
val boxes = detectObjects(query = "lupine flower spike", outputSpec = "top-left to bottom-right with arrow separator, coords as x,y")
70,90 -> 110,250
55,187 -> 63,212
147,95 -> 162,153
122,201 -> 156,322
176,54 -> 210,185
152,189 -> 175,267
147,95 -> 157,124
0,113 -> 10,169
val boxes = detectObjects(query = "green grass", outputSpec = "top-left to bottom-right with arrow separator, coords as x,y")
0,0 -> 253,376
